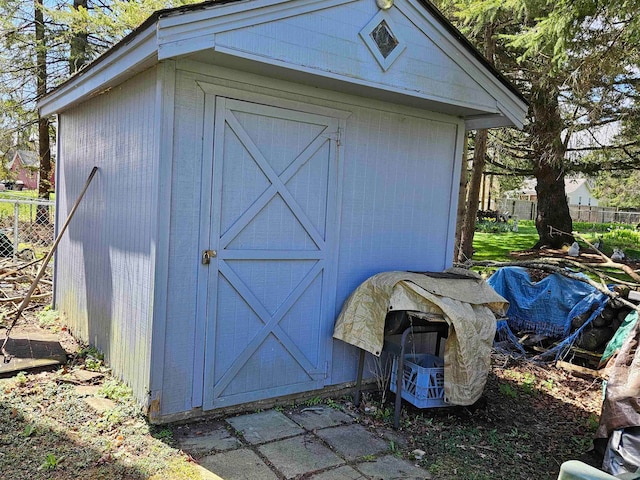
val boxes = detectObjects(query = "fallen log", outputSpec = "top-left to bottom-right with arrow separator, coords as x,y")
556,361 -> 606,379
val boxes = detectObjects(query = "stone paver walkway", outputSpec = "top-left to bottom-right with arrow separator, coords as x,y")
0,331 -> 67,376
175,408 -> 431,480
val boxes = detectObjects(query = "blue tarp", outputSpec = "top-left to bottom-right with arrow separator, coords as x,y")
488,267 -> 609,338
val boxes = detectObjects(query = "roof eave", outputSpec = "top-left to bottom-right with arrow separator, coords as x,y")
465,114 -> 522,131
415,0 -> 527,107
39,24 -> 158,117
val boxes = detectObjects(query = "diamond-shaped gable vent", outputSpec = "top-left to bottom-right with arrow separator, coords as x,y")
360,12 -> 406,71
371,21 -> 398,58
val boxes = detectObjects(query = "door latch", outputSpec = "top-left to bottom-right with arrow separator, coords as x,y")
201,249 -> 217,265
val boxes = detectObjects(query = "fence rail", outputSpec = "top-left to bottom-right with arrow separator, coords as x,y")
495,198 -> 640,225
569,205 -> 640,225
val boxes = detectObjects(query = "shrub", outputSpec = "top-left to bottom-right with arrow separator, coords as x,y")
475,220 -> 513,233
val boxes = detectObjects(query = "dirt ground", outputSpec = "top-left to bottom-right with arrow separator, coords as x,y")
394,356 -> 604,479
0,307 -> 604,480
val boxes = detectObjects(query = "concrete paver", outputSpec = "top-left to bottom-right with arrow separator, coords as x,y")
199,448 -> 278,480
83,396 -> 116,413
73,385 -> 101,397
379,427 -> 410,449
309,465 -> 366,479
192,407 -> 431,480
258,435 -> 344,479
194,464 -> 225,480
67,369 -> 104,383
0,332 -> 67,376
355,454 -> 431,480
288,407 -> 354,431
315,424 -> 390,460
226,410 -> 304,444
176,425 -> 241,454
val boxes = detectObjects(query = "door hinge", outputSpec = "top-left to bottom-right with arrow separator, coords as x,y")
322,128 -> 342,146
324,361 -> 330,379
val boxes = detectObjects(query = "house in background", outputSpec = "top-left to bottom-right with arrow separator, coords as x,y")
4,150 -> 56,191
8,150 -> 39,190
40,0 -> 527,422
505,177 -> 599,206
565,178 -> 599,206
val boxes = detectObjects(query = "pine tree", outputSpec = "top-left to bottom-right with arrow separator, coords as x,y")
439,0 -> 640,248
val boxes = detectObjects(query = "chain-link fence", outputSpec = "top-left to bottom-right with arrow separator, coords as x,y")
0,194 -> 55,262
0,195 -> 55,327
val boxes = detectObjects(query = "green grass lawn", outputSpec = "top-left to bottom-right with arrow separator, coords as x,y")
472,221 -> 539,261
472,220 -> 640,262
0,190 -> 54,224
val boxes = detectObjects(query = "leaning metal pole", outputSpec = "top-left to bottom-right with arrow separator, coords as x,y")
1,166 -> 99,362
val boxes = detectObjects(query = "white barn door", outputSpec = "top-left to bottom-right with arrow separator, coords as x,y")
202,96 -> 341,409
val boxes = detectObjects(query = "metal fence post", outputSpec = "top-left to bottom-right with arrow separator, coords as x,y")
13,202 -> 19,261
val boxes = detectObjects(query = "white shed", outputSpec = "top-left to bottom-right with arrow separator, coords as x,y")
40,0 -> 527,422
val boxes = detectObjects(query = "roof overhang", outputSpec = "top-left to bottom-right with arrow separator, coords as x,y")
39,23 -> 158,117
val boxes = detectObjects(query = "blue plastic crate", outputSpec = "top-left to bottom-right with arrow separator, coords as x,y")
390,353 -> 447,408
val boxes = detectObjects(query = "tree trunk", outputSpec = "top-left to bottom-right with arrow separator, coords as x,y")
35,0 -> 51,224
530,85 -> 573,248
69,0 -> 89,74
454,137 -> 469,261
458,129 -> 488,261
456,24 -> 495,263
533,160 -> 573,248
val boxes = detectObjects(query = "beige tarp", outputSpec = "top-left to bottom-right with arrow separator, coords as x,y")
333,269 -> 508,405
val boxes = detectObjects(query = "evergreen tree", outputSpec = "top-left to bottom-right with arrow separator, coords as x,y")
439,0 -> 640,248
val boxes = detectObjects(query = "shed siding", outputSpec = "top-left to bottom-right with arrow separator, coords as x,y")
55,67 -> 159,403
162,65 -> 461,415
214,0 -> 496,112
331,107 -> 459,384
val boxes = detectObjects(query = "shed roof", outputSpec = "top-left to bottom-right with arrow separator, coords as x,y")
39,0 -> 528,129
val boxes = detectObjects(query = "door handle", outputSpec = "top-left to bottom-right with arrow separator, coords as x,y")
202,249 -> 217,265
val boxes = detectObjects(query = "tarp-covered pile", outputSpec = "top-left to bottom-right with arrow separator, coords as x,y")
488,266 -> 607,337
596,314 -> 640,475
333,269 -> 508,406
486,267 -> 640,475
487,266 -> 609,360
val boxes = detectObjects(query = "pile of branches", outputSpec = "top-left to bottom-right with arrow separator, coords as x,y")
0,256 -> 51,323
465,231 -> 640,315
460,231 -> 640,364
